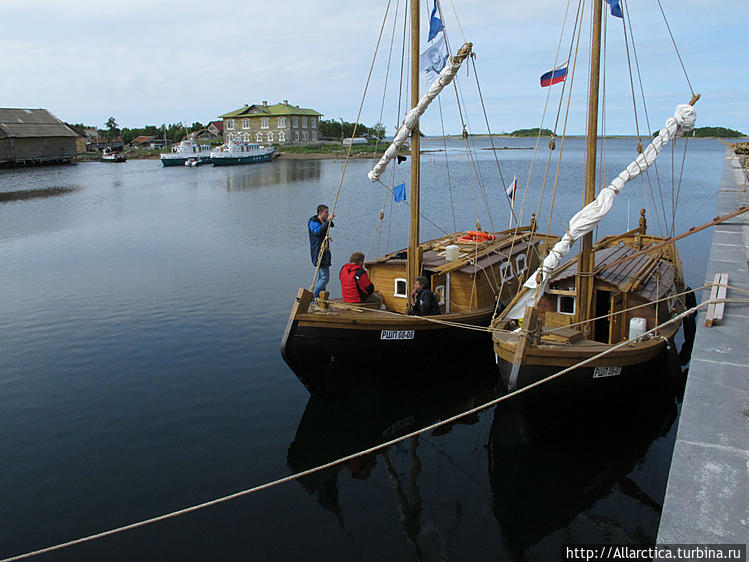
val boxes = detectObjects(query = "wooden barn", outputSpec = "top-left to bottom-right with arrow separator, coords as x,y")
0,108 -> 79,167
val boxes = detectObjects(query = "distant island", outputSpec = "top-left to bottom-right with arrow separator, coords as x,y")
507,128 -> 554,137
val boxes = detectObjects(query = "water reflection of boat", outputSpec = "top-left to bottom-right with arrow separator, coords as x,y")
488,385 -> 678,555
224,159 -> 321,191
287,363 -> 499,520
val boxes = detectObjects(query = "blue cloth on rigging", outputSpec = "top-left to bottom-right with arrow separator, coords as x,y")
393,183 -> 406,203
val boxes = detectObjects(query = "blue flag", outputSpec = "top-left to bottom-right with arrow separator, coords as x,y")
394,183 -> 406,202
428,0 -> 443,42
606,0 -> 623,18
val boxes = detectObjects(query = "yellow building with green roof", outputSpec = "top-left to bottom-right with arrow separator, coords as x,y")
219,100 -> 323,145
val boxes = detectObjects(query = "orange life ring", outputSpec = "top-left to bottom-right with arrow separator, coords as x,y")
456,230 -> 495,243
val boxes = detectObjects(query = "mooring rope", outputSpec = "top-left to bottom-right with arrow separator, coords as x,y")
4,295 -> 743,562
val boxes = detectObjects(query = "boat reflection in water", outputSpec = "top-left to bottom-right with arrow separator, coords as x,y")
287,355 -> 680,558
225,159 -> 321,192
287,361 -> 499,530
488,382 -> 679,557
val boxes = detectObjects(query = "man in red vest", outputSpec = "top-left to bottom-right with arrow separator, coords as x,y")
339,252 -> 382,305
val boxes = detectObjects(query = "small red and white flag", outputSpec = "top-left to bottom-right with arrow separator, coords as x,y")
505,176 -> 518,202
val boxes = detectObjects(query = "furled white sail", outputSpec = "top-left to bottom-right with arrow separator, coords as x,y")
505,103 -> 697,320
368,43 -> 472,183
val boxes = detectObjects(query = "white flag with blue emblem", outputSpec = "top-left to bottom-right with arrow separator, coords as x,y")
420,31 -> 448,88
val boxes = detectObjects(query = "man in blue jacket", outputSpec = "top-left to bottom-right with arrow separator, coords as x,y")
308,204 -> 335,298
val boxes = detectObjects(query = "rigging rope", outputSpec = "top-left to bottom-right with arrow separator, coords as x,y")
526,0 -> 582,233
672,136 -> 689,237
542,0 -> 585,242
623,0 -> 667,237
437,95 -> 458,232
6,292 -> 745,562
656,0 -> 695,96
310,0 -> 393,292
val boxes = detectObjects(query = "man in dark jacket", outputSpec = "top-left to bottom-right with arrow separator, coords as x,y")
308,204 -> 334,298
409,276 -> 441,315
339,252 -> 382,304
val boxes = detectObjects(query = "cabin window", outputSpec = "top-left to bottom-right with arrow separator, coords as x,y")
311,118 -> 317,129
515,254 -> 527,274
434,285 -> 446,305
279,131 -> 286,142
226,133 -> 233,141
302,130 -> 308,141
261,118 -> 269,129
557,295 -> 575,315
242,133 -> 249,142
295,130 -> 300,142
226,119 -> 235,130
311,132 -> 317,141
394,278 -> 408,298
302,117 -> 308,129
277,117 -> 286,128
292,116 -> 299,128
267,131 -> 274,142
242,119 -> 250,129
500,261 -> 514,283
256,132 -> 263,142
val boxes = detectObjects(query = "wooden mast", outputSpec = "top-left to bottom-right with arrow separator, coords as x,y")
576,0 -> 603,333
407,0 -> 421,297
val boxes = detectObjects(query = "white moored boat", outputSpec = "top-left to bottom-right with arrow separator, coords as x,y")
160,139 -> 212,167
209,140 -> 275,166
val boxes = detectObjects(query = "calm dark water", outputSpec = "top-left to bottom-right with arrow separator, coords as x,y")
0,138 -> 726,560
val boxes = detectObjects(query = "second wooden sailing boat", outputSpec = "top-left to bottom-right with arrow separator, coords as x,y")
282,1 -> 557,395
490,0 -> 698,393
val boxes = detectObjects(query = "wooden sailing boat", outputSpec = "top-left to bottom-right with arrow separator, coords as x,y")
491,0 -> 698,393
282,1 -> 557,395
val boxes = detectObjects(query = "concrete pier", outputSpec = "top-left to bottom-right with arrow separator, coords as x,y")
658,150 -> 749,543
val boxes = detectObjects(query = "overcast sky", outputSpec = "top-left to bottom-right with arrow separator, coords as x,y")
2,0 -> 745,135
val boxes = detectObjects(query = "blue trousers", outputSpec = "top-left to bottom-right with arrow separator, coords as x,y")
313,266 -> 330,298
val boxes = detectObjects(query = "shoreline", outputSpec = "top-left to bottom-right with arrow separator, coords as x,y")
74,136 -> 742,163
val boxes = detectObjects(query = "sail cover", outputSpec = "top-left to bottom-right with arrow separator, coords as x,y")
504,103 -> 697,320
368,43 -> 472,183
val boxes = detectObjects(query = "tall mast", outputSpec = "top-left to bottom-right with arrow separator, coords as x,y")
576,0 -> 603,332
407,0 -> 421,295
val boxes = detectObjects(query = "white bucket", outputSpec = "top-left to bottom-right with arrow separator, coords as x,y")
628,317 -> 647,340
445,244 -> 460,261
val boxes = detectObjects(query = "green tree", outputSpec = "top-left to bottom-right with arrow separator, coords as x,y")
121,127 -> 137,145
105,116 -> 120,146
371,122 -> 386,140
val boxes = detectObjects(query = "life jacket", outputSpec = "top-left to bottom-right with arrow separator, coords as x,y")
339,263 -> 374,303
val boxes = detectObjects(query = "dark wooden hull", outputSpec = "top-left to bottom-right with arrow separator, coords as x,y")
282,310 -> 495,396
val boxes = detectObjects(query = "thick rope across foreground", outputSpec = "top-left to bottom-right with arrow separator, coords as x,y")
2,294 -> 747,561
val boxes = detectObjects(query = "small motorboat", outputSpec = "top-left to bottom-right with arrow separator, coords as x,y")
101,148 -> 126,162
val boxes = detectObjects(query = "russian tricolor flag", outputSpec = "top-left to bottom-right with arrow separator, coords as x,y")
540,61 -> 568,87
505,176 -> 517,202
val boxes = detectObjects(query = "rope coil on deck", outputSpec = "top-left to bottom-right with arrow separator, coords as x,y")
3,292 -> 749,561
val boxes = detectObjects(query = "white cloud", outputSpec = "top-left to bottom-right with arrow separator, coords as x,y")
0,0 -> 746,134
